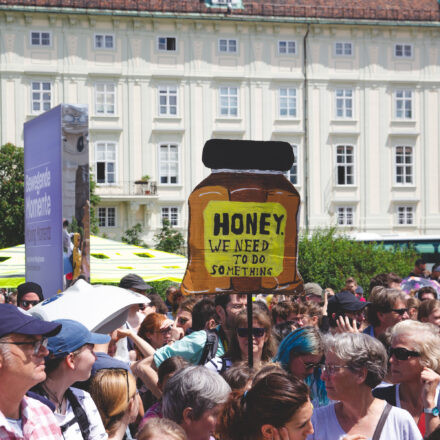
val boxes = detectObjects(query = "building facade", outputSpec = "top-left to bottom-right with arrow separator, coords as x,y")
1,0 -> 440,244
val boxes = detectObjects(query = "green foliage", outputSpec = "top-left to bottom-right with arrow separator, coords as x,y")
89,172 -> 101,235
153,219 -> 185,255
148,280 -> 178,301
297,228 -> 418,295
122,223 -> 146,246
0,143 -> 24,248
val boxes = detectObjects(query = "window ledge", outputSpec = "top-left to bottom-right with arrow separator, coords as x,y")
215,117 -> 242,122
274,118 -> 300,124
154,116 -> 182,122
390,119 -> 416,126
330,119 -> 357,124
91,115 -> 119,120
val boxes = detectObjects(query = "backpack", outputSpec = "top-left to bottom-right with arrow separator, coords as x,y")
198,329 -> 219,366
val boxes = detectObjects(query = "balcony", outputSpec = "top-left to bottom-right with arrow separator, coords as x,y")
96,180 -> 158,203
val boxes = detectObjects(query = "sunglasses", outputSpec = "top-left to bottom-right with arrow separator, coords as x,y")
237,327 -> 266,338
0,337 -> 48,355
391,308 -> 408,316
20,300 -> 40,308
304,361 -> 322,370
388,347 -> 420,361
158,326 -> 172,334
138,304 -> 147,311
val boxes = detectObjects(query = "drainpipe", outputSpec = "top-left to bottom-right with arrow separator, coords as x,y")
303,24 -> 310,231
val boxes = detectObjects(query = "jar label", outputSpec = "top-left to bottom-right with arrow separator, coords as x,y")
203,201 -> 286,277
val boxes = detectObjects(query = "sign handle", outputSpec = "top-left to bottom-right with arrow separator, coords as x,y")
247,293 -> 253,368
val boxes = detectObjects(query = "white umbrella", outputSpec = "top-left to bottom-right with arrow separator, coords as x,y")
29,279 -> 149,334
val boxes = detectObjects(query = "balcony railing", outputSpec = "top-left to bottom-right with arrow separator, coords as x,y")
96,180 -> 158,197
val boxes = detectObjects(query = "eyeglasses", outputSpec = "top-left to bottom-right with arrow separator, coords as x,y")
391,308 -> 408,316
20,300 -> 40,308
138,304 -> 146,311
237,327 -> 266,338
158,326 -> 172,334
0,337 -> 48,355
177,317 -> 189,325
321,364 -> 350,376
304,361 -> 322,370
388,347 -> 420,361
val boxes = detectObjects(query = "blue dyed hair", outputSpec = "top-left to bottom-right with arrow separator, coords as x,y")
273,326 -> 323,369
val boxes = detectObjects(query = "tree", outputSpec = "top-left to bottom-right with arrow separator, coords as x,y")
89,172 -> 101,235
297,228 -> 418,295
0,143 -> 24,248
153,219 -> 185,255
122,223 -> 146,246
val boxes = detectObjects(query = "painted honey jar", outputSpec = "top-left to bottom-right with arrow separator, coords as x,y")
182,139 -> 303,295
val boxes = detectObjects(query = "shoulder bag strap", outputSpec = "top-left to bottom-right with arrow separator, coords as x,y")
372,402 -> 392,440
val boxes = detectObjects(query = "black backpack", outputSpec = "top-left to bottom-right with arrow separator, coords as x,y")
198,329 -> 220,365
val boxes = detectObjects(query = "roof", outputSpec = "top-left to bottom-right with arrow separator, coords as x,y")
2,0 -> 440,22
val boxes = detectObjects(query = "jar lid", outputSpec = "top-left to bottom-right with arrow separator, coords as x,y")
202,139 -> 294,171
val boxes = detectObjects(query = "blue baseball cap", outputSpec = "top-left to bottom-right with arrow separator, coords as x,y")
47,319 -> 110,358
0,304 -> 61,339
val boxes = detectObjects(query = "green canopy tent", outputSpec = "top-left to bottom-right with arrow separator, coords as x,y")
0,236 -> 187,288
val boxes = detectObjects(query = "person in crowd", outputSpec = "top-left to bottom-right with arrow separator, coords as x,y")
89,369 -> 139,440
416,286 -> 438,301
146,292 -> 169,316
138,417 -> 187,440
271,300 -> 295,325
430,264 -> 440,282
217,368 -> 313,440
274,326 -> 327,408
136,313 -> 176,355
162,365 -> 231,440
418,299 -> 440,327
0,304 -> 62,438
310,332 -> 422,440
406,296 -> 420,320
369,272 -> 403,290
175,297 -> 199,335
154,293 -> 247,367
164,285 -> 183,317
303,282 -> 323,304
17,281 -> 44,311
205,305 -> 277,373
373,320 -> 440,437
409,258 -> 430,279
190,298 -> 217,332
6,290 -> 17,306
0,292 -> 5,304
364,286 -> 409,338
137,356 -> 189,431
344,276 -> 365,299
327,290 -> 369,332
32,319 -> 110,440
221,363 -> 254,391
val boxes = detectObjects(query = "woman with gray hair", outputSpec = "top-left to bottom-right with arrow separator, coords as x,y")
309,333 -> 421,440
162,365 -> 231,440
373,320 -> 440,438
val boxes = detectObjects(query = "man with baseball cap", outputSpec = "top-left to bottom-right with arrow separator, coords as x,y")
31,319 -> 109,440
0,303 -> 63,439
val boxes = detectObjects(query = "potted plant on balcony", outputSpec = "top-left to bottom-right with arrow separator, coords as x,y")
134,175 -> 151,194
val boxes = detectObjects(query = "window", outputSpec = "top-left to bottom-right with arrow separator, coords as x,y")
31,81 -> 52,113
395,146 -> 413,185
219,87 -> 238,117
95,34 -> 114,49
161,207 -> 179,227
284,145 -> 298,185
395,90 -> 413,119
335,89 -> 353,118
335,42 -> 353,56
278,40 -> 296,55
95,142 -> 116,184
279,88 -> 297,118
219,39 -> 237,53
212,0 -> 237,4
95,83 -> 116,115
31,31 -> 51,47
159,144 -> 179,184
395,44 -> 412,58
336,145 -> 354,185
397,206 -> 414,225
337,207 -> 354,226
158,37 -> 176,52
158,86 -> 178,116
98,207 -> 116,227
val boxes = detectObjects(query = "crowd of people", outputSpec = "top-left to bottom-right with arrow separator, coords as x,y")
1,262 -> 440,440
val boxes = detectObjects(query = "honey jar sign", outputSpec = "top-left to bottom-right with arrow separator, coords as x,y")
181,139 -> 303,296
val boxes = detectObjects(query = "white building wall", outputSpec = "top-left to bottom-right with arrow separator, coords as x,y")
1,11 -> 440,244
